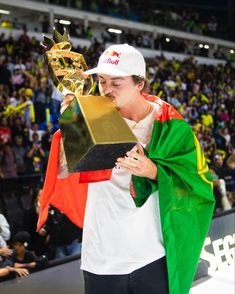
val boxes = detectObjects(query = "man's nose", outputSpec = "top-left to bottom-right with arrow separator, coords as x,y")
103,85 -> 113,96
105,90 -> 113,96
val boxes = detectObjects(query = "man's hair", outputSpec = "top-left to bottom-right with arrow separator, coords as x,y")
12,231 -> 31,247
132,75 -> 149,93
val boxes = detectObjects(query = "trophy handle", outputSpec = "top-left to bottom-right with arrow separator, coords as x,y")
43,30 -> 93,97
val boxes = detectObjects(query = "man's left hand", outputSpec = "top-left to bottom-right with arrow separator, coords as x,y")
116,144 -> 157,180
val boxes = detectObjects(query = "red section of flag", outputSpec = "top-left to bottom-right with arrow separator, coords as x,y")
37,130 -> 112,230
143,93 -> 183,122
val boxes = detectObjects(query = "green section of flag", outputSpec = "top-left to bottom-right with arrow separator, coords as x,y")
132,119 -> 215,294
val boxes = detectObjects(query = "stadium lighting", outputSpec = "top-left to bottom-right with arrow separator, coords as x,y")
204,44 -> 210,49
230,49 -> 234,54
199,44 -> 203,48
59,19 -> 71,25
108,28 -> 122,34
0,9 -> 10,14
166,38 -> 170,42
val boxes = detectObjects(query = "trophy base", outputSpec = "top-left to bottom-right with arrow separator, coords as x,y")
59,95 -> 137,172
73,142 -> 136,172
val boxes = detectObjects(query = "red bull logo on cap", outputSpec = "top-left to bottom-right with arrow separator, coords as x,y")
101,50 -> 121,65
104,50 -> 121,58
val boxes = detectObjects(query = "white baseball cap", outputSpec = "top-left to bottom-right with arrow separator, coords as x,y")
85,44 -> 146,78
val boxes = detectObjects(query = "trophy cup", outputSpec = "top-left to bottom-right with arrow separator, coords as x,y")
43,29 -> 137,172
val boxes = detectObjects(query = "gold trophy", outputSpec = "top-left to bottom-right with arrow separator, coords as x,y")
43,29 -> 137,172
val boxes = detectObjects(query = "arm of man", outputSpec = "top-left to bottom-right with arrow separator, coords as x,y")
14,262 -> 36,269
0,214 -> 11,241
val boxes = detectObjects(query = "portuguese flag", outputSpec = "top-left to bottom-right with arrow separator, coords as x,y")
131,95 -> 215,294
37,94 -> 215,294
37,130 -> 112,231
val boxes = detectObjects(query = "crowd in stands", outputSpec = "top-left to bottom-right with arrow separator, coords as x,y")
2,19 -> 233,61
0,28 -> 234,281
33,0 -> 234,41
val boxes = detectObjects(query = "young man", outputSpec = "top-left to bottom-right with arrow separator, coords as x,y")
38,44 -> 215,294
9,231 -> 37,271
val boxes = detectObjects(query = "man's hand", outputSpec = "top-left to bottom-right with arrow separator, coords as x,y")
60,94 -> 75,114
116,143 -> 157,180
0,247 -> 13,257
6,266 -> 29,277
38,227 -> 47,237
14,268 -> 29,277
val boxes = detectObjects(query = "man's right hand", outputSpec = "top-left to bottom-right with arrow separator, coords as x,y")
60,94 -> 75,114
14,268 -> 29,277
6,266 -> 29,277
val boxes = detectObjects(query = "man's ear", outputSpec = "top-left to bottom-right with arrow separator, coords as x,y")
137,81 -> 144,92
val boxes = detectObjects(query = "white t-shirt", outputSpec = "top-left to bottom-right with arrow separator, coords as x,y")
81,103 -> 165,274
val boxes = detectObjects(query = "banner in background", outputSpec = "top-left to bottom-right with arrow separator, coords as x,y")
200,209 -> 235,274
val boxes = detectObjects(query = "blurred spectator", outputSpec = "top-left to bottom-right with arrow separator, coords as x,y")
219,109 -> 230,123
226,149 -> 235,170
7,231 -> 38,272
12,67 -> 25,90
212,153 -> 228,179
201,129 -> 216,161
0,57 -> 12,92
29,123 -> 46,142
22,127 -> 31,149
11,116 -> 26,138
19,27 -> 30,52
26,133 -> 45,173
0,117 -> 12,145
32,80 -> 51,125
211,153 -> 233,192
0,143 -> 17,178
210,168 -> 232,213
23,188 -> 48,256
12,135 -> 27,175
39,206 -> 82,260
222,128 -> 231,148
214,126 -> 227,151
201,110 -> 214,128
41,123 -> 54,162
